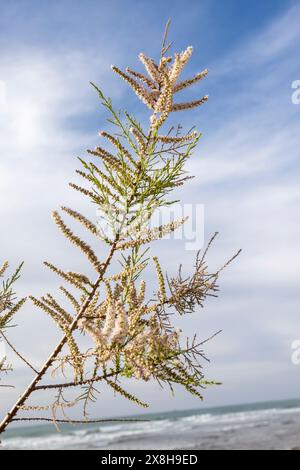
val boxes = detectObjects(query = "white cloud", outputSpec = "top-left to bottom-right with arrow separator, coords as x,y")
1,2 -> 300,416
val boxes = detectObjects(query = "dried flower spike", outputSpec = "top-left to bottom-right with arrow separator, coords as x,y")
0,22 -> 239,436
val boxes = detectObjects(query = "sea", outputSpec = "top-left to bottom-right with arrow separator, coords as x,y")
1,399 -> 300,450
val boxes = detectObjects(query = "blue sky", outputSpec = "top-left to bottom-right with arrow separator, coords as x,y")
1,0 -> 300,418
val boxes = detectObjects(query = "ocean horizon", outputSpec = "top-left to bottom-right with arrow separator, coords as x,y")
1,398 -> 300,450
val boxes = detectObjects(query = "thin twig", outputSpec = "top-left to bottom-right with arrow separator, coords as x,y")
0,129 -> 154,435
217,249 -> 242,275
